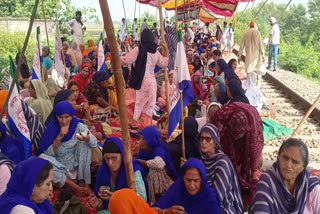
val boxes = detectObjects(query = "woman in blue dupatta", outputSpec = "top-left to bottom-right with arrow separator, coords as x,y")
251,138 -> 320,213
37,101 -> 97,197
199,124 -> 243,214
0,122 -> 24,164
153,158 -> 222,214
0,156 -> 54,214
215,59 -> 238,80
226,77 -> 250,105
88,137 -> 147,214
137,126 -> 177,205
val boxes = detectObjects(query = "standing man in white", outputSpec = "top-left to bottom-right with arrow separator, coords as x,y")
267,17 -> 281,71
68,11 -> 86,45
119,18 -> 128,43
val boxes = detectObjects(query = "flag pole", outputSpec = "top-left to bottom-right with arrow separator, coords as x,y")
99,0 -> 135,190
158,0 -> 171,137
0,0 -> 39,121
175,0 -> 178,30
180,90 -> 186,159
41,0 -> 50,48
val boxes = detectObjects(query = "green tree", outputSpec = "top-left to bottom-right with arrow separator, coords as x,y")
0,0 -> 98,35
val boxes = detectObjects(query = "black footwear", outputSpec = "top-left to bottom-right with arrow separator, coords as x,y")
272,69 -> 277,72
266,66 -> 271,70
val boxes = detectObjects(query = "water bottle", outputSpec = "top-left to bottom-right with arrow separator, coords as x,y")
269,103 -> 276,119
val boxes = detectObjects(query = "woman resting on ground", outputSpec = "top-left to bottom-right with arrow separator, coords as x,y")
167,117 -> 201,172
72,64 -> 92,94
137,126 -> 177,205
251,138 -> 320,213
27,79 -> 53,123
0,157 -> 54,214
157,70 -> 174,108
214,59 -> 238,80
209,101 -> 264,198
214,82 -> 229,105
41,66 -> 59,103
153,158 -> 222,214
197,124 -> 243,214
84,71 -> 116,114
108,188 -> 157,214
121,28 -> 169,128
88,137 -> 147,214
68,81 -> 91,120
79,44 -> 88,57
226,77 -> 250,104
45,89 -> 76,126
37,101 -> 97,196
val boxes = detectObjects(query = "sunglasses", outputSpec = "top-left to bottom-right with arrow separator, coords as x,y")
199,136 -> 212,143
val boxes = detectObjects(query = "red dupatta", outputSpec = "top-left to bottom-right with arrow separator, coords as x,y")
210,102 -> 264,190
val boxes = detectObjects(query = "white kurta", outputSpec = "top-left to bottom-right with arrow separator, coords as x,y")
239,28 -> 264,74
67,19 -> 84,45
119,23 -> 127,42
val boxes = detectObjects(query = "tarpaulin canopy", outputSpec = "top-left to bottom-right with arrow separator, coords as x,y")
137,0 -> 170,7
200,0 -> 239,17
199,8 -> 218,23
162,0 -> 199,10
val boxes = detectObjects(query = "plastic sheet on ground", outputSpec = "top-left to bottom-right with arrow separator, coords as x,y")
262,118 -> 293,142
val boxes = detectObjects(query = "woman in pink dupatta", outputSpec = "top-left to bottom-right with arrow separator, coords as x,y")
120,29 -> 169,128
209,102 -> 264,197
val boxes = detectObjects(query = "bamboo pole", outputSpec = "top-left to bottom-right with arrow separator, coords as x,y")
158,0 -> 171,135
291,94 -> 320,138
0,0 -> 39,121
175,0 -> 178,30
180,90 -> 186,159
41,0 -> 50,48
99,0 -> 135,190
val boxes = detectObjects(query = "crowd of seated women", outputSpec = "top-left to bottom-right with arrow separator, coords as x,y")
0,28 -> 319,214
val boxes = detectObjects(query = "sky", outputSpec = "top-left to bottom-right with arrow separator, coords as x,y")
71,0 -> 309,22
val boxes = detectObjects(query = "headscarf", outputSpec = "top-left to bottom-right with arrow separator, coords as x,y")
138,126 -> 177,179
0,157 -> 54,214
92,71 -> 113,103
227,77 -> 250,104
0,122 -> 24,164
71,64 -> 92,93
71,42 -> 83,66
168,117 -> 201,172
29,80 -> 53,123
192,55 -> 203,72
94,137 -> 146,210
216,82 -> 228,105
45,89 -> 73,126
216,59 -> 238,79
109,188 -> 157,214
0,90 -> 8,116
191,70 -> 205,100
87,40 -> 95,53
80,44 -> 88,56
37,101 -> 83,155
200,124 -> 243,214
252,153 -> 320,213
210,102 -> 264,190
129,29 -> 157,90
153,158 -> 222,214
0,151 -> 15,172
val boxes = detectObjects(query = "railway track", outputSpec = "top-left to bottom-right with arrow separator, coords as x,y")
259,72 -> 320,170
